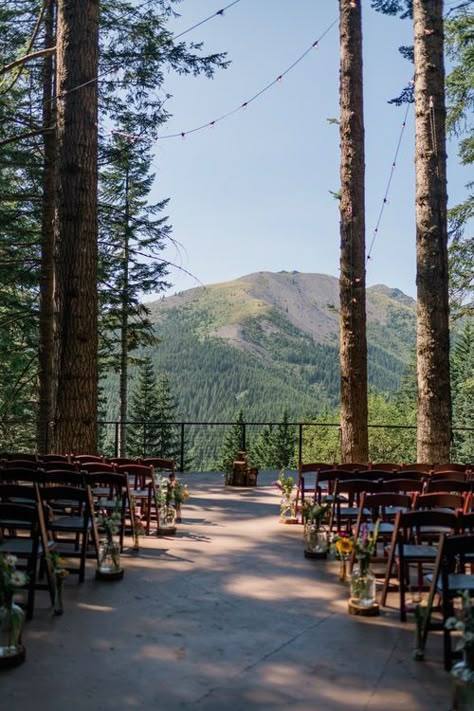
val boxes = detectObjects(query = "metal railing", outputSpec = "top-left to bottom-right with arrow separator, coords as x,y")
1,418 -> 472,471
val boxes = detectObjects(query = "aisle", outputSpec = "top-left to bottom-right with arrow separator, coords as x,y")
3,473 -> 449,710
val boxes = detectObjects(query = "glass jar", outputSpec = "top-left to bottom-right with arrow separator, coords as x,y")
304,524 -> 328,558
280,495 -> 296,522
350,559 -> 376,607
451,650 -> 474,710
158,506 -> 177,530
0,603 -> 25,664
97,540 -> 122,577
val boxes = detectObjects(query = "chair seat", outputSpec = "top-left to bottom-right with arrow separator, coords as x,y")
447,573 -> 474,591
0,538 -> 53,555
51,515 -> 92,530
399,544 -> 438,559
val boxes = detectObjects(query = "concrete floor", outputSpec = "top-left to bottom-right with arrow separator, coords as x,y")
3,472 -> 451,710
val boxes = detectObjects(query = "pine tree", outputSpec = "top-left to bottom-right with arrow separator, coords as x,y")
371,0 -> 452,463
446,9 -> 474,320
216,410 -> 246,474
99,132 -> 170,455
151,372 -> 179,460
339,0 -> 369,463
127,357 -> 160,457
451,323 -> 474,461
52,0 -> 100,453
273,410 -> 296,468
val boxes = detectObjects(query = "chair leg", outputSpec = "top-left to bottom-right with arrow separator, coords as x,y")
381,531 -> 397,607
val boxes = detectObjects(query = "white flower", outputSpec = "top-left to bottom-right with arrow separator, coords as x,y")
10,571 -> 26,587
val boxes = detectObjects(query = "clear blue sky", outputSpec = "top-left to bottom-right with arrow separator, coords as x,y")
150,0 -> 469,299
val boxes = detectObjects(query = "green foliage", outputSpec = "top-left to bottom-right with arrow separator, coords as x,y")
98,132 -> 170,372
446,11 -> 474,319
250,410 -> 296,469
127,357 -> 179,459
451,322 -> 474,461
215,410 -> 245,474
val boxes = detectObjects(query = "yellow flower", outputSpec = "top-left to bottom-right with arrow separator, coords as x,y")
336,538 -> 353,555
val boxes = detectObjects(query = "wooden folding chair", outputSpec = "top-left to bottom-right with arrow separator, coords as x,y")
118,464 -> 157,535
0,499 -> 55,619
421,532 -> 474,670
381,509 -> 458,621
38,486 -> 96,582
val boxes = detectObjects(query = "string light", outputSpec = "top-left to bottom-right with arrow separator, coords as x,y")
38,1 -> 243,109
174,0 -> 242,40
366,100 -> 411,265
155,19 -> 337,142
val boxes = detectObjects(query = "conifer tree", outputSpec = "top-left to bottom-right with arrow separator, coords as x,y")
339,0 -> 369,463
127,357 -> 160,457
127,357 -> 180,459
451,323 -> 474,461
99,132 -> 170,455
372,0 -> 452,462
216,410 -> 246,474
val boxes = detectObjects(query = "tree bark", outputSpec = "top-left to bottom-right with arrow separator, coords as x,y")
37,0 -> 56,454
118,167 -> 130,457
52,0 -> 99,454
338,0 -> 368,463
413,0 -> 451,463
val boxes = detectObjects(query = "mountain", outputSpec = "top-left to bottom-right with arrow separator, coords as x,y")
132,271 -> 417,423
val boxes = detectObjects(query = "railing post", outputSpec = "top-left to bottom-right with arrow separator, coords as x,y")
298,423 -> 303,466
143,422 -> 147,458
114,422 -> 119,458
180,422 -> 185,472
241,422 -> 246,452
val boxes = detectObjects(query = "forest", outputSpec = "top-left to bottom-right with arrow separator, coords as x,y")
0,1 -> 472,469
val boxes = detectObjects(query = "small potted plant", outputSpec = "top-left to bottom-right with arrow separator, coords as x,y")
303,501 -> 330,558
0,554 -> 27,667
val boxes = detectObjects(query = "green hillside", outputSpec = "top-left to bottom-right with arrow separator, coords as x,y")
105,272 -> 415,417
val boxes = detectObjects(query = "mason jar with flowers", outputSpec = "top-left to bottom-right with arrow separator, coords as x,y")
303,501 -> 330,558
96,503 -> 123,581
155,475 -> 178,534
0,554 -> 27,666
349,520 -> 380,613
273,470 -> 297,523
446,590 -> 474,709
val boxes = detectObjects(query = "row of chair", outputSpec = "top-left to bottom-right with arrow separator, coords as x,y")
327,487 -> 474,670
0,458 -> 178,618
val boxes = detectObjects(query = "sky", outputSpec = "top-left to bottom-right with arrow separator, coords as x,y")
149,0 -> 470,300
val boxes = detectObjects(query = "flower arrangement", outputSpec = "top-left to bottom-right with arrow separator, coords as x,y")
303,501 -> 330,527
97,505 -> 121,545
97,501 -> 122,573
0,554 -> 27,607
130,495 -> 145,550
273,470 -> 295,499
273,470 -> 296,520
352,521 -> 380,571
155,474 -> 188,508
47,551 -> 68,616
446,590 -> 474,656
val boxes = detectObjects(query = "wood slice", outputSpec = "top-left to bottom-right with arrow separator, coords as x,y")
156,526 -> 177,536
348,599 -> 380,616
0,645 -> 26,669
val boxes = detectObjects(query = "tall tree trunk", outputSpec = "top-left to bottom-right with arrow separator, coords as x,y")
338,0 -> 368,463
118,168 -> 130,457
413,0 -> 451,463
52,0 -> 99,454
37,0 -> 56,454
